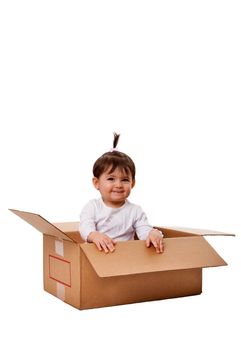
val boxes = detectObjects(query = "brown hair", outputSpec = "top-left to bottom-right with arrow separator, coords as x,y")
93,133 -> 136,180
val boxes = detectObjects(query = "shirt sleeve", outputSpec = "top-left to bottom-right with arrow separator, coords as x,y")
134,206 -> 153,240
79,201 -> 97,241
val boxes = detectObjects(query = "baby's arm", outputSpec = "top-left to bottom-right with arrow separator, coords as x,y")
146,229 -> 164,253
79,201 -> 116,253
87,231 -> 116,253
134,206 -> 164,254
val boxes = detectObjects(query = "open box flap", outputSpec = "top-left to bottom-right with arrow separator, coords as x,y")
54,222 -> 84,243
157,226 -> 236,238
9,209 -> 75,242
80,236 -> 227,278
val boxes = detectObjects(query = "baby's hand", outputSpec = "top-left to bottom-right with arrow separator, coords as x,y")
146,229 -> 164,254
87,231 -> 116,253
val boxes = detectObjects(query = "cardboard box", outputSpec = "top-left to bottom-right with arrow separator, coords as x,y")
10,209 -> 233,310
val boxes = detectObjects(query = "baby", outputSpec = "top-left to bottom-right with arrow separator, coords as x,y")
79,133 -> 164,253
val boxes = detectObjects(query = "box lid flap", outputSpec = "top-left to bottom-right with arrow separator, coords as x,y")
158,226 -> 235,237
9,209 -> 74,242
80,236 -> 227,277
54,222 -> 84,243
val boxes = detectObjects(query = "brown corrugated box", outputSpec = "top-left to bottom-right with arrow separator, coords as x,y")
9,209 -> 234,310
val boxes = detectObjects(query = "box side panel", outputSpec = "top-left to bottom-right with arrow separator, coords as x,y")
43,235 -> 81,309
80,253 -> 202,310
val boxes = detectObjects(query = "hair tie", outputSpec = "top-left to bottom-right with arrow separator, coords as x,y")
109,147 -> 118,152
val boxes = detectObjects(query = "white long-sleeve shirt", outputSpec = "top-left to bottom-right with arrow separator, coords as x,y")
79,198 -> 153,241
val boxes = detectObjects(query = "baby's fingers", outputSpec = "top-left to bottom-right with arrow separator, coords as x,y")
100,239 -> 115,253
105,241 -> 115,252
95,241 -> 103,251
146,236 -> 151,248
100,241 -> 109,253
152,239 -> 161,253
158,239 -> 164,253
152,238 -> 164,254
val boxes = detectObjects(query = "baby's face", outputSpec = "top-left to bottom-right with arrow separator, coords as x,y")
92,167 -> 135,208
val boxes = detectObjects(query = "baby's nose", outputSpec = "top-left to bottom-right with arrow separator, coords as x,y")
115,179 -> 122,187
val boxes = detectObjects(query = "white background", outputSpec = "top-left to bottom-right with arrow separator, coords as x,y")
0,1 -> 240,349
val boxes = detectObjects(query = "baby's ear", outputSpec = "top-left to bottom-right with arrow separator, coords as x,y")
92,177 -> 99,190
131,179 -> 136,188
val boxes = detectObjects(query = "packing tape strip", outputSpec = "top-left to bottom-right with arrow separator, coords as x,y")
56,282 -> 65,301
55,239 -> 64,257
55,239 -> 65,300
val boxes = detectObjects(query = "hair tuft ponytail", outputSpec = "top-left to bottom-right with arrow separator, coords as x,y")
113,132 -> 120,148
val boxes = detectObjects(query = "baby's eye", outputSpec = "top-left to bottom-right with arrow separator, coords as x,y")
122,178 -> 130,182
107,177 -> 114,181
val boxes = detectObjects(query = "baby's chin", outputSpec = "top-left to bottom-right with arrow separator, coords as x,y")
107,198 -> 126,208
